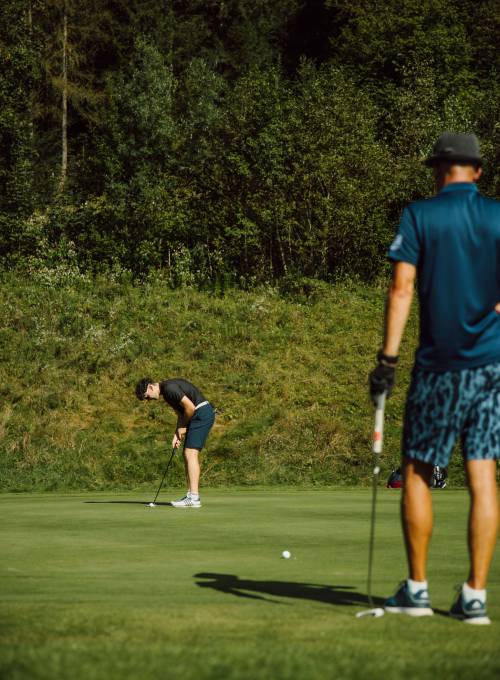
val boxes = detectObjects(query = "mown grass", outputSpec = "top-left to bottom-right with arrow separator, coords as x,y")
0,489 -> 499,680
0,269 -> 472,490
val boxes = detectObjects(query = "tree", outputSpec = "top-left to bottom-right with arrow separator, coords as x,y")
327,0 -> 474,98
0,0 -> 39,216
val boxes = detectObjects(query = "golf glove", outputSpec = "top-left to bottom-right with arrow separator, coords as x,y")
369,351 -> 398,404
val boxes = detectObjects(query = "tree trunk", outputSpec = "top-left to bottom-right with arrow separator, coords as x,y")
58,1 -> 68,194
27,3 -> 34,150
165,0 -> 174,67
27,0 -> 35,147
275,215 -> 288,275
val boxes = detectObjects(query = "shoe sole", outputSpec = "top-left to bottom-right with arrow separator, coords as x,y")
464,616 -> 491,625
385,606 -> 434,617
171,504 -> 201,508
450,614 -> 491,625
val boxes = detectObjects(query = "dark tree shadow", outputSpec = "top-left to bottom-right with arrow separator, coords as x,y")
194,573 -> 449,616
84,500 -> 172,506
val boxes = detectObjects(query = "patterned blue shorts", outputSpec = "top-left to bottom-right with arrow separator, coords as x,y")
403,362 -> 500,467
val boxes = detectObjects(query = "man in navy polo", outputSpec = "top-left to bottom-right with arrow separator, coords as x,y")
370,132 -> 500,624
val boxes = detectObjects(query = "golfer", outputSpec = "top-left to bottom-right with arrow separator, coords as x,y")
370,132 -> 500,624
135,377 -> 215,507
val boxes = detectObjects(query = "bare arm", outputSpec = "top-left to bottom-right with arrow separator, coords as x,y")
172,396 -> 196,448
180,396 -> 196,421
382,261 -> 416,357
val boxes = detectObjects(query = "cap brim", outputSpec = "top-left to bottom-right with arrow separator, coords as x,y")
424,155 -> 483,167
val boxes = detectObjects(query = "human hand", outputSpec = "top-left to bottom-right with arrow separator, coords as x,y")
369,352 -> 398,405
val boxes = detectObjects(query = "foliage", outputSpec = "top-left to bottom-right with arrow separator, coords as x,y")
1,3 -> 497,492
1,1 -> 499,283
328,0 -> 475,96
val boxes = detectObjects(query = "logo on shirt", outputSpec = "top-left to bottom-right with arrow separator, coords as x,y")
390,234 -> 403,251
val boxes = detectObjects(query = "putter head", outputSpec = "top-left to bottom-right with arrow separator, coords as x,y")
147,502 -> 156,508
355,607 -> 385,619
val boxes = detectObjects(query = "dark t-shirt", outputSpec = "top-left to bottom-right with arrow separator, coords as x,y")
159,378 -> 207,414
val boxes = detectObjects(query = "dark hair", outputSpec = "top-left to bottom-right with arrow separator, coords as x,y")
135,377 -> 153,400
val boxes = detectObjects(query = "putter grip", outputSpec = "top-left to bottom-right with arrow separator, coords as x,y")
373,392 -> 386,455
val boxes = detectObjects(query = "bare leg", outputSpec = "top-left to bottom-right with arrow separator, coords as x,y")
401,456 -> 434,581
465,459 -> 499,589
184,447 -> 201,496
183,454 -> 189,489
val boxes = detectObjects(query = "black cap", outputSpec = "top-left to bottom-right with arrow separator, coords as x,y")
425,132 -> 483,167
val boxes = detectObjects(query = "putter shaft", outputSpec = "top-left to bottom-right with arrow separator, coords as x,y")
151,446 -> 177,504
366,392 -> 386,608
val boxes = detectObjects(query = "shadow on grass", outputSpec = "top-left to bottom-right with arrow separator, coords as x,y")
194,572 -> 449,617
84,500 -> 173,506
194,572 -> 383,607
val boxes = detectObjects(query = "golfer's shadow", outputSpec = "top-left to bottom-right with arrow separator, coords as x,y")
84,500 -> 172,506
194,572 -> 384,608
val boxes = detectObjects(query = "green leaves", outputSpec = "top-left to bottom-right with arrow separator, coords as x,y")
1,1 -> 499,284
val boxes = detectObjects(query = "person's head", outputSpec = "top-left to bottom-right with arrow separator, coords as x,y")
135,378 -> 160,400
425,132 -> 483,189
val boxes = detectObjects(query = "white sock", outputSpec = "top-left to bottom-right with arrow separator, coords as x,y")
407,578 -> 428,595
462,582 -> 486,603
188,491 -> 200,500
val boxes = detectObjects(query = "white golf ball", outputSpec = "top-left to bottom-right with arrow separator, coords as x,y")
148,502 -> 155,507
281,550 -> 291,559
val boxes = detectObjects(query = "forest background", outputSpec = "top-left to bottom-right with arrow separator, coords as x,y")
1,1 -> 500,489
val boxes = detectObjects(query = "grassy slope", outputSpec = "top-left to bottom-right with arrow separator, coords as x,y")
0,271 -> 471,490
0,489 -> 499,680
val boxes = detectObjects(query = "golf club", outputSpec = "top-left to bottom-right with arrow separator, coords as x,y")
147,445 -> 177,507
356,391 -> 386,619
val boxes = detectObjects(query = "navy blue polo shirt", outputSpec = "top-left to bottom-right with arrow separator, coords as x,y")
389,182 -> 500,371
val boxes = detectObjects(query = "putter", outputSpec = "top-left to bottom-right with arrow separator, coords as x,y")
356,391 -> 386,619
147,445 -> 177,507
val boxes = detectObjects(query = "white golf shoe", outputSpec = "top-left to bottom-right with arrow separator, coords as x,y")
171,495 -> 201,508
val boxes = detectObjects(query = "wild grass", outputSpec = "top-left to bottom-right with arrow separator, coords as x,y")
0,270 -> 469,490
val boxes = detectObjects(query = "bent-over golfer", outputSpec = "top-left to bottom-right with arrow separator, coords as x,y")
370,132 -> 500,624
135,377 -> 215,508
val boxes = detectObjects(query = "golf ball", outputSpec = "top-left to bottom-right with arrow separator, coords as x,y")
281,550 -> 291,559
148,502 -> 155,507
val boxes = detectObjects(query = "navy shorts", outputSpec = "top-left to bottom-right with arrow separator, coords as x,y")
185,404 -> 215,450
403,362 -> 500,467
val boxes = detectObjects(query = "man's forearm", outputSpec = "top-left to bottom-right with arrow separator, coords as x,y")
176,415 -> 187,431
369,262 -> 415,402
176,407 -> 195,431
383,284 -> 414,357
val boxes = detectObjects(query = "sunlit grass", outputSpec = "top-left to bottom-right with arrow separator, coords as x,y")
1,271 -> 472,490
0,489 -> 499,680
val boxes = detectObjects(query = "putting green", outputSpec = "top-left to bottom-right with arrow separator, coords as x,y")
1,489 -> 499,679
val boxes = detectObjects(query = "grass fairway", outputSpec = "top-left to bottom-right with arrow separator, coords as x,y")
1,489 -> 499,680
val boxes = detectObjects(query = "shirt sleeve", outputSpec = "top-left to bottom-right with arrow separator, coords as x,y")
164,382 -> 185,408
387,206 -> 420,266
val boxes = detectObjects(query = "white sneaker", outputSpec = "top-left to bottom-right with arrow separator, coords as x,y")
171,495 -> 201,508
